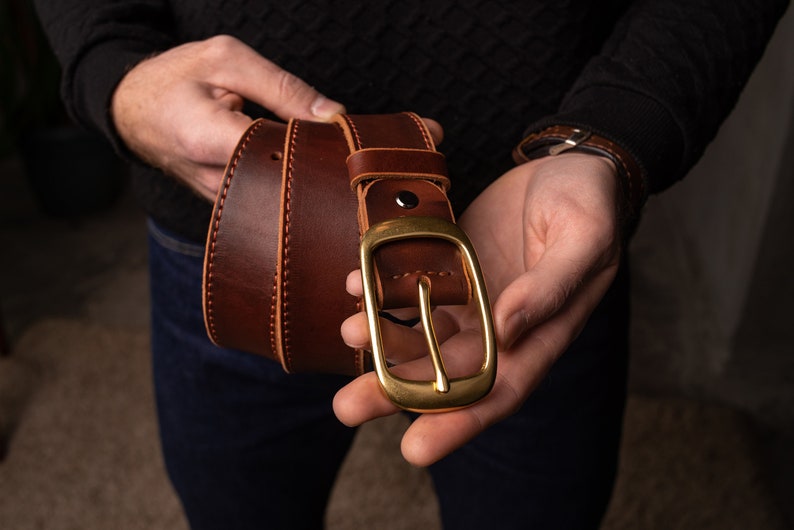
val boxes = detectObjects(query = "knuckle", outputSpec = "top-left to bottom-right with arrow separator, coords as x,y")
274,68 -> 311,103
495,373 -> 524,417
203,34 -> 238,54
196,35 -> 242,66
547,280 -> 576,315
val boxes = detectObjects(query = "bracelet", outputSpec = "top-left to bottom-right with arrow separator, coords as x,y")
513,125 -> 646,223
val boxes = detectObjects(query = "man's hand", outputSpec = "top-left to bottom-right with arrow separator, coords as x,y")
111,35 -> 345,200
334,152 -> 623,467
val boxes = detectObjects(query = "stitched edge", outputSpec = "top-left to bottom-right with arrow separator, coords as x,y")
269,272 -> 279,358
342,114 -> 364,150
349,172 -> 451,191
404,111 -> 433,150
205,120 -> 265,343
390,270 -> 452,280
280,119 -> 300,371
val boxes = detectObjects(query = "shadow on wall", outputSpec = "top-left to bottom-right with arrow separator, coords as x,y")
628,3 -> 794,422
627,5 -> 794,524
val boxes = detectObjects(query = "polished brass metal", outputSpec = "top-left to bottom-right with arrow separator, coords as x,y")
359,216 -> 496,412
418,275 -> 450,394
548,128 -> 592,156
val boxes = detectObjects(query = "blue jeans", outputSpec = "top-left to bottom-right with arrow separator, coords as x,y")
148,220 -> 629,530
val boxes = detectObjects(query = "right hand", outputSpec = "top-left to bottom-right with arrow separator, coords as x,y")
110,35 -> 346,200
335,152 -> 622,466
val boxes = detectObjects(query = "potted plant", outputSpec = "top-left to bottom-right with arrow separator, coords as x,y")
0,0 -> 124,217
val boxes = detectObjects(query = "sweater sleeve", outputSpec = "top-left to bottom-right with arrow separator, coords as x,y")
33,0 -> 176,153
527,0 -> 790,196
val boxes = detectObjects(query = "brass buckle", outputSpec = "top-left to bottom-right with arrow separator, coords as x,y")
359,216 -> 497,412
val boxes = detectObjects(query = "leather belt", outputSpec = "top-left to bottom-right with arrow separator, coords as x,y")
202,113 -> 495,410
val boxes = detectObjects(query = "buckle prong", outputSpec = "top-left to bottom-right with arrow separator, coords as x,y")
417,275 -> 450,394
360,216 -> 496,412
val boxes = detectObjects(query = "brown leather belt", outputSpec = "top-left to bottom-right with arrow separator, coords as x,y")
202,113 -> 495,410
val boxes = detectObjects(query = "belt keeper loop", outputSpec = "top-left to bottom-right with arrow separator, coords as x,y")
346,148 -> 451,190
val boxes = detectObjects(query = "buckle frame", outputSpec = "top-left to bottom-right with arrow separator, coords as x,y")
359,216 -> 496,412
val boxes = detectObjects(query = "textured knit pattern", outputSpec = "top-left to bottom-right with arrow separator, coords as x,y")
35,0 -> 789,241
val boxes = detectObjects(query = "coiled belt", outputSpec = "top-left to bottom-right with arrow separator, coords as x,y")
203,113 -> 495,411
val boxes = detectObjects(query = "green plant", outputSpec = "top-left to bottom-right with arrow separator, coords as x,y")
0,0 -> 65,157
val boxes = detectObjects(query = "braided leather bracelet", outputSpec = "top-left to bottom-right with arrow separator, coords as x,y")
513,125 -> 646,224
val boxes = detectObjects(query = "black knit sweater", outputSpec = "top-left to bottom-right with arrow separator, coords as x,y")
35,0 -> 789,242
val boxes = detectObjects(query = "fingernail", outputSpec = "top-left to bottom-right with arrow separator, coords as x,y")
501,311 -> 528,349
310,95 -> 345,120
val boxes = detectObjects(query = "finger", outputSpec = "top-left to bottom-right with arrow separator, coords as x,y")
164,92 -> 253,195
490,201 -> 620,349
400,267 -> 617,467
496,252 -> 619,351
400,373 -> 522,466
340,312 -> 427,360
210,87 -> 245,112
333,346 -> 484,430
421,118 -> 444,146
189,164 -> 228,202
185,94 -> 253,160
336,307 -> 561,466
398,341 -> 552,467
335,336 -> 545,466
205,35 -> 346,121
345,270 -> 363,297
340,308 -> 461,363
345,269 -> 419,321
333,372 -> 400,426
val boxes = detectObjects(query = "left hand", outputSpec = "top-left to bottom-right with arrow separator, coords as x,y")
110,35 -> 347,200
333,152 -> 623,467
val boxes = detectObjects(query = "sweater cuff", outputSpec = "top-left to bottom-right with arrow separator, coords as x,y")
526,85 -> 685,196
66,40 -> 158,159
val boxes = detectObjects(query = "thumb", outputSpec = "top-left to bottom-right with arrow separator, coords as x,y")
210,35 -> 345,121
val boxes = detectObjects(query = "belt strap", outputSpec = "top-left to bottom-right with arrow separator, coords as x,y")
204,113 -> 496,410
203,113 -> 470,376
335,113 -> 470,309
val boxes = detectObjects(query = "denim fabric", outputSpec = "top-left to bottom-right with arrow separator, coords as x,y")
148,220 -> 356,530
148,219 -> 628,530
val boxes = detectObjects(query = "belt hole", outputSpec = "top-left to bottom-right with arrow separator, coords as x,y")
395,190 -> 419,209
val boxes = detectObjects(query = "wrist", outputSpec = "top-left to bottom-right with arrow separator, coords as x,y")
513,126 -> 646,227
